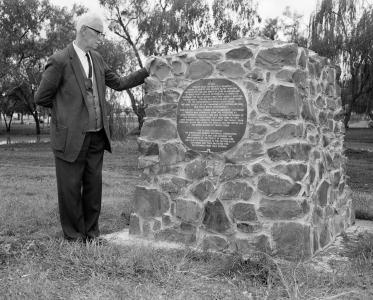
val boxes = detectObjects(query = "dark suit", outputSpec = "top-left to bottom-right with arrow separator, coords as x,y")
35,43 -> 148,240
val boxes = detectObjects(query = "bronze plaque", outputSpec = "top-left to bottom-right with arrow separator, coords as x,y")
177,78 -> 247,152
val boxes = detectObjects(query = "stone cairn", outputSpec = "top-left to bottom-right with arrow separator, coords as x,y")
129,38 -> 354,260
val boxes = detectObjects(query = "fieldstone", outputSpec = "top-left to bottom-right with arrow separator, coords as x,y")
317,180 -> 330,207
315,96 -> 325,109
187,60 -> 213,79
163,89 -> 181,103
137,138 -> 159,156
252,163 -> 265,174
257,116 -> 281,127
244,60 -> 251,69
196,51 -> 222,60
145,103 -> 178,118
141,119 -> 177,141
248,124 -> 267,140
220,181 -> 254,201
159,176 -> 190,194
247,68 -> 265,82
293,69 -> 308,92
185,159 -> 208,180
129,213 -> 141,235
203,200 -> 232,233
259,198 -> 305,220
133,186 -> 170,218
309,80 -> 316,95
331,170 -> 341,188
225,141 -> 264,163
309,166 -> 316,184
144,91 -> 162,105
258,174 -> 301,196
142,221 -> 151,236
231,202 -> 257,222
171,60 -> 186,75
154,224 -> 196,244
144,77 -> 162,91
326,98 -> 337,110
191,180 -> 215,201
275,69 -> 294,82
298,49 -> 307,69
175,198 -> 203,223
265,124 -> 302,144
301,101 -> 317,123
202,235 -> 229,251
138,155 -> 159,169
159,142 -> 186,166
220,164 -> 251,182
236,222 -> 261,233
258,85 -> 299,120
162,214 -> 172,227
226,46 -> 253,59
274,163 -> 307,181
271,222 -> 311,259
319,222 -> 330,248
255,44 -> 298,70
216,61 -> 245,78
267,143 -> 312,162
151,60 -> 171,80
233,235 -> 271,254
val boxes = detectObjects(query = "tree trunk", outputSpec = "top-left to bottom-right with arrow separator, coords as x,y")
32,111 -> 41,135
126,89 -> 146,131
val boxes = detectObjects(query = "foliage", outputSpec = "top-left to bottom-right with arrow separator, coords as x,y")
309,0 -> 373,125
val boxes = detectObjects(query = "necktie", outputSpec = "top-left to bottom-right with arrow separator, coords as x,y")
86,53 -> 92,79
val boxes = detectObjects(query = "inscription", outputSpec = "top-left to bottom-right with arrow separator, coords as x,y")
177,79 -> 247,152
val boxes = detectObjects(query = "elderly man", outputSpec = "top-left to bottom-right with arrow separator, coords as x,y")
35,12 -> 153,243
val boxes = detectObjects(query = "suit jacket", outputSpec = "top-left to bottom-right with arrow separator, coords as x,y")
35,43 -> 149,162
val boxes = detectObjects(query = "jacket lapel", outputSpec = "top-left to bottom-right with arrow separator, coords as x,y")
89,51 -> 105,106
68,44 -> 88,105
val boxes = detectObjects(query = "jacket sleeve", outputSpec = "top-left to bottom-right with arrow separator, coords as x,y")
103,59 -> 149,91
34,56 -> 63,108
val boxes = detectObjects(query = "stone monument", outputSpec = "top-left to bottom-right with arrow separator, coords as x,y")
129,38 -> 353,260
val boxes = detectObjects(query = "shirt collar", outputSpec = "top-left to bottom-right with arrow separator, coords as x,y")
73,41 -> 89,59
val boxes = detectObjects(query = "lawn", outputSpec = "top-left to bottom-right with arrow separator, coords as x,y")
1,127 -> 373,299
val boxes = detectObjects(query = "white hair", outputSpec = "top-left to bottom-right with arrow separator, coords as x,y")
76,12 -> 103,33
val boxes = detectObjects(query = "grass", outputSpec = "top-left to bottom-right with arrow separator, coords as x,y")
1,126 -> 373,298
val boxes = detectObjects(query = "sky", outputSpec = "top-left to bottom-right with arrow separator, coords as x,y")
50,0 -> 319,29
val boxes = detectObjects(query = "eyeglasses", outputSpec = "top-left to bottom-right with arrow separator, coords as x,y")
85,25 -> 105,38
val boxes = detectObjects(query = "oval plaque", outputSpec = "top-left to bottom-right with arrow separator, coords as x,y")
177,78 -> 247,152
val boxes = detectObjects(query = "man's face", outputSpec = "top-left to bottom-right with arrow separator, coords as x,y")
83,24 -> 104,50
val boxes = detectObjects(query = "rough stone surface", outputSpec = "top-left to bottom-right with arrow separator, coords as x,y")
187,60 -> 213,79
159,142 -> 186,166
317,180 -> 330,207
274,163 -> 307,181
220,181 -> 253,201
202,235 -> 229,251
265,124 -> 302,144
219,164 -> 251,182
259,198 -> 305,220
203,200 -> 232,233
137,138 -> 159,156
185,159 -> 208,180
231,202 -> 257,222
191,180 -> 215,201
134,186 -> 170,218
258,174 -> 301,196
226,46 -> 253,59
175,198 -> 203,223
255,44 -> 298,70
216,61 -> 246,78
267,143 -> 312,162
258,85 -> 299,119
225,142 -> 264,163
141,119 -> 177,141
129,214 -> 141,235
272,222 -> 311,259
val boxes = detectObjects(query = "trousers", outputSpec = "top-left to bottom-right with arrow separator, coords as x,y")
54,129 -> 105,240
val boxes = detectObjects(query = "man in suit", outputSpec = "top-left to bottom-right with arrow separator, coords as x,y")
35,12 -> 153,243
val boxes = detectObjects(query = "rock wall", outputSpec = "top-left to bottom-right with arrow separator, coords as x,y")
129,38 -> 354,260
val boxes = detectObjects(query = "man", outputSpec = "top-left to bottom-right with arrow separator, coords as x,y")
35,12 -> 153,243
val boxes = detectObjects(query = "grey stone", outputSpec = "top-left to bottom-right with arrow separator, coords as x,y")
171,60 -> 186,75
162,214 -> 172,227
252,163 -> 265,174
248,124 -> 267,140
319,222 -> 330,248
220,164 -> 251,182
258,174 -> 301,196
191,180 -> 215,201
317,180 -> 330,207
152,60 -> 171,80
236,222 -> 261,233
216,61 -> 246,78
271,222 -> 311,260
255,44 -> 298,70
231,202 -> 257,221
175,198 -> 203,223
153,219 -> 162,231
141,119 -> 177,141
185,159 -> 208,180
247,68 -> 265,82
301,101 -> 317,123
298,49 -> 307,69
220,181 -> 253,201
226,46 -> 253,59
187,60 -> 213,79
258,85 -> 299,120
163,89 -> 181,103
203,200 -> 232,233
225,142 -> 264,163
137,138 -> 159,156
202,235 -> 229,251
154,224 -> 196,244
275,69 -> 294,82
145,103 -> 178,118
159,142 -> 186,166
144,91 -> 162,105
138,155 -> 159,169
259,198 -> 305,220
196,51 -> 222,60
274,163 -> 307,181
265,124 -> 302,144
144,77 -> 162,91
267,143 -> 312,162
133,186 -> 170,218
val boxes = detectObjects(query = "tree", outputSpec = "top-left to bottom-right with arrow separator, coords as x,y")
309,0 -> 373,128
0,0 -> 85,134
261,18 -> 280,40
